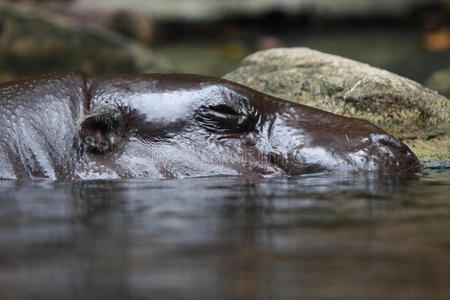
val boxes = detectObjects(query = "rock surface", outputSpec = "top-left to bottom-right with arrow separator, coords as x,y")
224,48 -> 450,168
0,5 -> 171,83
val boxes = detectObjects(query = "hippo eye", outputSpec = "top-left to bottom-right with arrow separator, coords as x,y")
207,104 -> 239,115
195,104 -> 256,134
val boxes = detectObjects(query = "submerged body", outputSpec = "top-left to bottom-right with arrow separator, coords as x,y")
0,72 -> 420,180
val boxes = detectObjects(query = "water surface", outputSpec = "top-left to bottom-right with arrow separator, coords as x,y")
0,171 -> 449,300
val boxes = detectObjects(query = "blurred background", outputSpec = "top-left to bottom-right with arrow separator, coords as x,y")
0,0 -> 449,96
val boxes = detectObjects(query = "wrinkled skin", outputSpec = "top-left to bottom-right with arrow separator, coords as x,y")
0,72 -> 421,180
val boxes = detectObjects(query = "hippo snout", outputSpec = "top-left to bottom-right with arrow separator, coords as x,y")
360,133 -> 421,174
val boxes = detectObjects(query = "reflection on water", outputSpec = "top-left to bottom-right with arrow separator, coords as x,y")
0,171 -> 449,300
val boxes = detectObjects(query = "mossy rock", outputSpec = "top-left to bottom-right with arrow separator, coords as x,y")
0,5 -> 171,83
224,48 -> 450,168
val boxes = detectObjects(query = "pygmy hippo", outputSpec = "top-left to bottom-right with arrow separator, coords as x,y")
0,72 -> 421,180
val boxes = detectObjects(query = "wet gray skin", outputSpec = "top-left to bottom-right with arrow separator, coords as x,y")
0,72 -> 421,180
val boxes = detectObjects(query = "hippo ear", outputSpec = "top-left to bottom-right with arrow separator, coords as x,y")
195,104 -> 256,134
80,115 -> 120,154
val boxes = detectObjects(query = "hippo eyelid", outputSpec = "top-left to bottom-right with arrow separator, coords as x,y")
205,104 -> 240,115
195,104 -> 256,134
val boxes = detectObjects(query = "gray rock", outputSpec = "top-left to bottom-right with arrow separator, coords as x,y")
224,48 -> 450,168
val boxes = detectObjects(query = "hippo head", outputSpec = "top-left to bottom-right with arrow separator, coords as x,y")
78,74 -> 421,178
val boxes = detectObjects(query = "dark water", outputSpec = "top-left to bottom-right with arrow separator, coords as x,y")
0,171 -> 449,300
